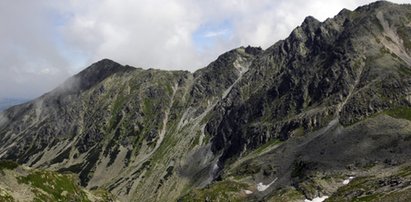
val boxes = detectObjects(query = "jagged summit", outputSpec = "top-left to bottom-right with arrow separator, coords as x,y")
359,0 -> 397,9
77,58 -> 123,76
72,59 -> 134,90
302,15 -> 320,25
45,58 -> 135,96
1,1 -> 411,202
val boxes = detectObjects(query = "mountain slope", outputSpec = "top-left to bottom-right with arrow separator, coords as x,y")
0,160 -> 116,202
1,1 -> 411,201
0,47 -> 261,201
207,1 -> 411,162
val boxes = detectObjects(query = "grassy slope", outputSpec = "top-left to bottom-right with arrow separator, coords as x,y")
0,160 -> 116,202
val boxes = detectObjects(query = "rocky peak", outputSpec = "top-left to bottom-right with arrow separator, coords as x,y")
61,59 -> 135,93
198,46 -> 260,71
301,16 -> 321,32
357,0 -> 396,11
244,45 -> 263,56
78,58 -> 122,75
190,46 -> 261,104
75,59 -> 128,83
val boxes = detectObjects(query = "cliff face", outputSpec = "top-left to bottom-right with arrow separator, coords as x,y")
207,1 -> 411,162
1,1 -> 411,201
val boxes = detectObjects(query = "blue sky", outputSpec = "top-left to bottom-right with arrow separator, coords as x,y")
1,0 -> 411,99
193,20 -> 234,52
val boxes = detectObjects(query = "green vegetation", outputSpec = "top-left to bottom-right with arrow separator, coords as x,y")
267,187 -> 305,202
142,98 -> 155,117
1,161 -> 114,201
179,180 -> 249,202
292,127 -> 305,137
92,188 -> 118,202
397,26 -> 411,51
0,160 -> 19,175
385,106 -> 411,121
0,160 -> 18,171
374,189 -> 411,202
17,170 -> 91,202
327,177 -> 379,202
107,93 -> 127,132
164,83 -> 173,95
149,129 -> 178,163
251,139 -> 282,155
0,188 -> 14,202
397,65 -> 411,76
328,166 -> 411,202
232,161 -> 262,177
192,131 -> 201,147
398,166 -> 411,177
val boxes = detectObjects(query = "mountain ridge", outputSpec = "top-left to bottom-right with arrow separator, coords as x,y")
1,1 -> 411,201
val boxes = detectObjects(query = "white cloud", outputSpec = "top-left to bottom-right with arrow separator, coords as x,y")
60,0 -> 202,70
203,29 -> 230,38
60,0 -> 411,71
1,0 -> 411,99
0,0 -> 72,99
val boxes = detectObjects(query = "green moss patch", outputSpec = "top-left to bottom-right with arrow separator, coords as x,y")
17,170 -> 91,202
250,139 -> 282,156
0,160 -> 18,171
267,187 -> 305,202
0,188 -> 14,202
385,106 -> 411,121
0,160 -> 19,175
179,180 -> 249,202
328,169 -> 411,202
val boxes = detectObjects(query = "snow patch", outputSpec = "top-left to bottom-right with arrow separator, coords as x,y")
244,190 -> 253,195
343,176 -> 355,185
256,177 -> 277,192
304,196 -> 329,202
211,162 -> 219,173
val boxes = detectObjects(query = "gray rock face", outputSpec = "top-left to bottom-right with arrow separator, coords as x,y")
1,1 -> 411,201
206,1 -> 411,166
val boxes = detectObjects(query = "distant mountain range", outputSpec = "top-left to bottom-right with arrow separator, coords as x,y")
1,1 -> 411,201
0,98 -> 27,111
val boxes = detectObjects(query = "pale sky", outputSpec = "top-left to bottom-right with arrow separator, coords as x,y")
1,0 -> 410,99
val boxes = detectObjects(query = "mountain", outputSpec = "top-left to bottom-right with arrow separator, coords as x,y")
1,1 -> 411,201
0,98 -> 28,111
